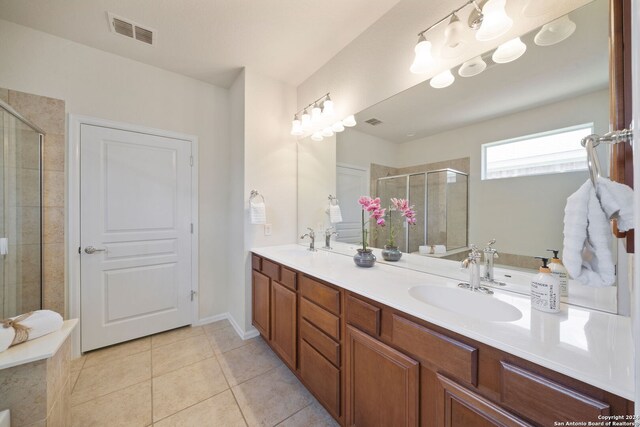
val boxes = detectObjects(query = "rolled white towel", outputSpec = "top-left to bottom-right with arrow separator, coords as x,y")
0,310 -> 64,352
250,201 -> 267,225
434,245 -> 447,254
329,204 -> 343,223
596,177 -> 634,231
563,181 -> 615,287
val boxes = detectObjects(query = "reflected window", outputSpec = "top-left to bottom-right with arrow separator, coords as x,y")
481,123 -> 593,180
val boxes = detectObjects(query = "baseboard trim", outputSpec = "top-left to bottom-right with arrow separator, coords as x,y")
193,313 -> 229,327
195,312 -> 259,340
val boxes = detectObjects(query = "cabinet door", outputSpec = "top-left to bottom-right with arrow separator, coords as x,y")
270,281 -> 297,368
252,270 -> 270,339
436,374 -> 532,427
346,326 -> 419,427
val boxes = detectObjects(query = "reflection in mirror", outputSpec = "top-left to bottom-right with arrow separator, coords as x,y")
297,0 -> 618,312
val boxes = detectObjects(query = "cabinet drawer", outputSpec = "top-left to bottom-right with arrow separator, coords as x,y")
300,319 -> 340,367
261,259 -> 280,281
280,267 -> 297,290
300,298 -> 340,341
251,254 -> 261,271
300,275 -> 340,315
391,314 -> 478,385
500,363 -> 610,425
346,295 -> 380,336
300,339 -> 341,419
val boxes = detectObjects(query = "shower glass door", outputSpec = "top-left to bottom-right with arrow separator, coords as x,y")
0,106 -> 42,319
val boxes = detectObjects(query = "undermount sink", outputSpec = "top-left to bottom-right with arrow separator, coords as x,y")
408,286 -> 523,322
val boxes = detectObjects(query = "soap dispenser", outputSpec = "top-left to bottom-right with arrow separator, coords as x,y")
531,257 -> 560,313
547,249 -> 568,297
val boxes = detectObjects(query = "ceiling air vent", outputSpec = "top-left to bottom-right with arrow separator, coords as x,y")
107,12 -> 155,46
365,118 -> 383,126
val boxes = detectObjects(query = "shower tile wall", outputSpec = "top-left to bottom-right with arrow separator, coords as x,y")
2,88 -> 65,316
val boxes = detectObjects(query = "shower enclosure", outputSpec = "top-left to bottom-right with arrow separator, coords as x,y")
0,102 -> 43,319
374,169 -> 468,254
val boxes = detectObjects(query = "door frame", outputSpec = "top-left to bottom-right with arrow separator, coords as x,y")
67,114 -> 199,357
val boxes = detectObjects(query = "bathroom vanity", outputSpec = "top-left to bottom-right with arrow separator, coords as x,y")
251,245 -> 633,427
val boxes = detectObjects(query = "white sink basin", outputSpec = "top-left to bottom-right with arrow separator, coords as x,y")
409,286 -> 523,322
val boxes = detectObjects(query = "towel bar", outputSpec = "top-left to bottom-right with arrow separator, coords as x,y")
581,128 -> 633,186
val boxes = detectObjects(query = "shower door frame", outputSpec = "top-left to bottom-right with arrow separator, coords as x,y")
0,99 -> 45,317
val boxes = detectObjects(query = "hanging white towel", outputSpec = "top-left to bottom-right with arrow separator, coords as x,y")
596,177 -> 634,232
250,200 -> 267,225
562,181 -> 616,287
0,310 -> 64,352
329,204 -> 343,223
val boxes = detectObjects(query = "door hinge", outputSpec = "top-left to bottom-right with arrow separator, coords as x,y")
190,156 -> 194,166
78,246 -> 81,254
190,223 -> 194,234
191,290 -> 197,301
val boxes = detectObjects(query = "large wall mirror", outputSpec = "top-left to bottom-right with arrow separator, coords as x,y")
297,0 -> 623,313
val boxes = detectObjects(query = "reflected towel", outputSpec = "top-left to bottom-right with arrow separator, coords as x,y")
434,245 -> 447,254
562,181 -> 615,287
596,177 -> 634,232
329,204 -> 343,223
250,201 -> 267,225
0,310 -> 64,352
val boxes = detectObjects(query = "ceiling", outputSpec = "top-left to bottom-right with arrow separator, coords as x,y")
351,0 -> 607,143
0,0 -> 401,88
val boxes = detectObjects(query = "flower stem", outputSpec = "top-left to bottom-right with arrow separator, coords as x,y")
362,209 -> 366,251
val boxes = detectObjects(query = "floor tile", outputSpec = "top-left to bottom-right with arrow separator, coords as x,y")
152,357 -> 229,422
70,369 -> 81,392
202,319 -> 231,334
152,335 -> 213,376
71,351 -> 151,406
84,337 -> 151,368
232,365 -> 313,427
70,355 -> 86,373
71,381 -> 151,427
151,326 -> 204,348
154,389 -> 246,427
277,401 -> 339,427
207,325 -> 251,354
217,338 -> 282,386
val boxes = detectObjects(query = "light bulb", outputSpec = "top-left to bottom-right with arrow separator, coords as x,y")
409,35 -> 434,74
322,96 -> 334,117
444,14 -> 465,50
311,131 -> 324,142
430,69 -> 455,89
534,15 -> 576,47
322,127 -> 334,137
458,56 -> 487,77
342,115 -> 357,127
332,121 -> 345,132
290,115 -> 303,136
492,37 -> 527,63
301,109 -> 312,130
311,103 -> 322,123
475,0 -> 513,42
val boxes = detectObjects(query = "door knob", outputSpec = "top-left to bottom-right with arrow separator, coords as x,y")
84,246 -> 106,254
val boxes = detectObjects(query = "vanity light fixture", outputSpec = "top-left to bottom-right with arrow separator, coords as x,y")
475,0 -> 513,41
491,37 -> 527,63
290,93 -> 355,137
444,13 -> 466,50
290,114 -> 303,136
410,35 -> 434,74
534,15 -> 576,47
430,69 -> 455,88
458,55 -> 487,77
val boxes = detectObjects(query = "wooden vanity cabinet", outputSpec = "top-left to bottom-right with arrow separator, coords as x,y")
251,255 -> 633,427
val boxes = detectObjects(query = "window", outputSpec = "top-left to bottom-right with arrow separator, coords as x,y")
481,123 -> 594,180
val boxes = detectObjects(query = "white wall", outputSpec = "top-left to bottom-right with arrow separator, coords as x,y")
0,19 -> 230,321
336,127 -> 399,173
396,90 -> 609,257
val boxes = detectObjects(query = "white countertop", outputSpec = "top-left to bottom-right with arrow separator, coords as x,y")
252,244 -> 634,400
0,319 -> 78,370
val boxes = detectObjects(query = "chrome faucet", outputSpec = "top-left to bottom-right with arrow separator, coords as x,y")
460,245 -> 482,292
481,239 -> 506,286
300,228 -> 316,251
324,227 -> 338,249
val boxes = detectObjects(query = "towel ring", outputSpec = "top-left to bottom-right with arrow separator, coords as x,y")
250,190 -> 265,203
328,195 -> 339,206
581,128 -> 634,187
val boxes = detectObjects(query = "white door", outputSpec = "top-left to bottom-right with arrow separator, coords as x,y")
80,124 -> 193,352
336,164 -> 368,244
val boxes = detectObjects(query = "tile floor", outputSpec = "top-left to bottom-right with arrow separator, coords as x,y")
69,320 -> 339,426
